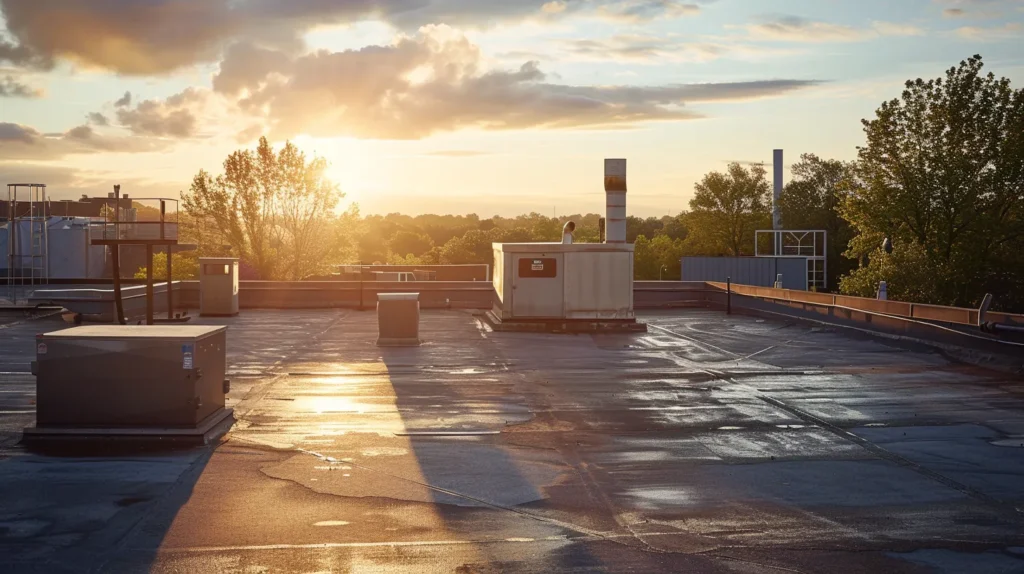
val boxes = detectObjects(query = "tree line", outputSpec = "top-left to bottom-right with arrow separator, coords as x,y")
163,56 -> 1022,312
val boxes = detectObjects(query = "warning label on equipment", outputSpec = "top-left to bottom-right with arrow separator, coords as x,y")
37,343 -> 47,355
531,260 -> 544,271
182,344 -> 194,369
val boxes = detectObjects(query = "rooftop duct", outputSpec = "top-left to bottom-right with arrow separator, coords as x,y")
604,159 -> 627,244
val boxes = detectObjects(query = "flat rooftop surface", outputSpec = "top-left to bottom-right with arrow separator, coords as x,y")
2,308 -> 1024,573
40,324 -> 226,339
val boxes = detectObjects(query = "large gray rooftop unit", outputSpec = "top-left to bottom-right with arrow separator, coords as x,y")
26,325 -> 233,444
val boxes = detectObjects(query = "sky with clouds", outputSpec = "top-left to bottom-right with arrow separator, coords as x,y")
1,0 -> 1023,217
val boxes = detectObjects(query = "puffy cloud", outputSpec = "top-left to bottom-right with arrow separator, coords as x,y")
212,42 -> 292,96
214,27 -> 821,140
559,34 -> 788,63
954,21 -> 1024,39
0,0 -> 240,74
0,75 -> 42,97
87,112 -> 110,126
0,161 -> 182,201
0,0 -> 704,74
742,16 -> 926,42
114,91 -> 132,107
744,16 -> 867,42
0,121 -> 169,160
933,0 -> 1019,19
595,0 -> 705,22
114,88 -> 205,138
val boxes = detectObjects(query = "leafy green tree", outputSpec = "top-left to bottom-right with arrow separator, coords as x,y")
531,217 -> 563,242
840,55 -> 1024,309
182,137 -> 347,279
683,163 -> 772,256
627,216 -> 664,243
658,215 -> 689,242
133,251 -> 199,281
836,238 -> 943,303
573,220 -> 601,243
387,230 -> 434,259
438,229 -> 500,265
634,234 -> 687,280
778,154 -> 857,289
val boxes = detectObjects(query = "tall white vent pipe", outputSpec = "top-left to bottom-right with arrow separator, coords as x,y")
604,159 -> 627,244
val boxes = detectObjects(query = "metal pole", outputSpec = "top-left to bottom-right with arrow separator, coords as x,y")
27,185 -> 32,289
11,185 -> 17,301
823,231 -> 828,290
727,277 -> 732,315
162,200 -> 172,319
146,244 -> 154,325
40,184 -> 49,285
6,185 -> 12,303
111,185 -> 126,324
166,246 -> 173,319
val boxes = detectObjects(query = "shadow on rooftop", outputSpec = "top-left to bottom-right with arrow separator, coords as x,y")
372,311 -> 619,572
0,438 -> 212,574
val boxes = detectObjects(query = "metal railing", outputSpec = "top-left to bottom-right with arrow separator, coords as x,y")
706,281 -> 1024,328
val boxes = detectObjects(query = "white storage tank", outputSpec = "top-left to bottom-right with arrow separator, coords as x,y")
199,257 -> 239,317
47,217 -> 107,279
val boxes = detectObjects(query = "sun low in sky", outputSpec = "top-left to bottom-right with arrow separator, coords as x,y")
1,0 -> 1022,217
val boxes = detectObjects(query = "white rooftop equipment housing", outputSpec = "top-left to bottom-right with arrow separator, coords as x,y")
489,159 -> 643,332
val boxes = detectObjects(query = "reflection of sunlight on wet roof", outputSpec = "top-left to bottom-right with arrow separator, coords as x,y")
625,487 -> 696,511
300,396 -> 366,414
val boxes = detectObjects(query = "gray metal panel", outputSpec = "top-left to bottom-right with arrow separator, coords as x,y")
511,254 -> 564,318
377,294 -> 420,346
777,258 -> 809,290
681,257 -> 809,290
200,258 -> 239,316
563,250 -> 633,319
35,327 -> 227,427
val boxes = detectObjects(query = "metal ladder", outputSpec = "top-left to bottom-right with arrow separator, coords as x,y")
5,183 -> 49,305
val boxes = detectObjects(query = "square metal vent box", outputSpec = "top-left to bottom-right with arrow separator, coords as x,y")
33,325 -> 229,429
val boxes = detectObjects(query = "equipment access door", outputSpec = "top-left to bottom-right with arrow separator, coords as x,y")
511,254 -> 564,318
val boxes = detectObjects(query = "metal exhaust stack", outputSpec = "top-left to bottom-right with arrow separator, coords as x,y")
604,159 -> 627,244
772,149 -> 783,231
772,149 -> 784,256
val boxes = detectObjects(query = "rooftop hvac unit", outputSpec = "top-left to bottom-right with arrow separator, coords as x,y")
488,159 -> 644,333
26,325 -> 234,444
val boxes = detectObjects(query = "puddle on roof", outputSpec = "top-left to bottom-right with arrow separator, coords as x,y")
623,487 -> 696,510
360,448 -> 407,456
990,439 -> 1024,448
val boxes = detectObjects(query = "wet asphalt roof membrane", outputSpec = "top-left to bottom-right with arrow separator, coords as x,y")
1,308 -> 1024,573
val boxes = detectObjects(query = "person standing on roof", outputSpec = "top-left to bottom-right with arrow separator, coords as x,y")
562,221 -> 576,244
